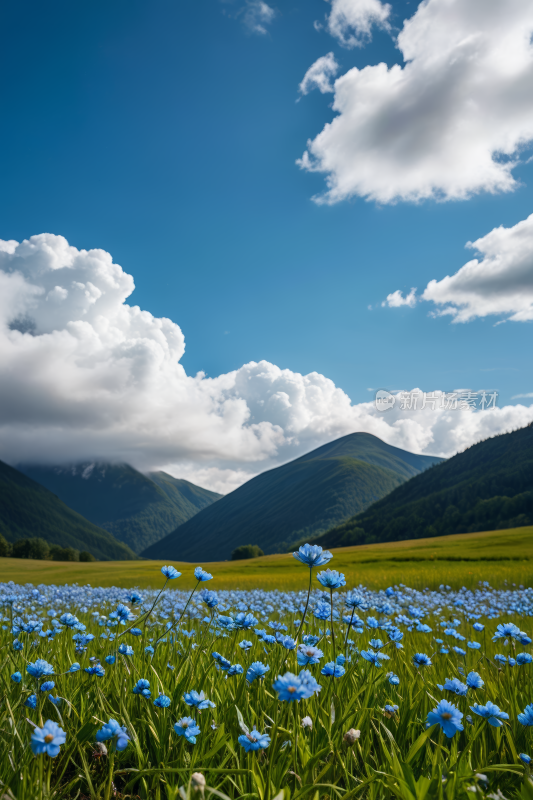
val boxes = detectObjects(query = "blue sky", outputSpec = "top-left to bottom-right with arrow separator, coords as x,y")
0,0 -> 532,490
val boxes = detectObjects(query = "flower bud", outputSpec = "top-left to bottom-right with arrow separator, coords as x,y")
343,728 -> 360,744
301,715 -> 313,729
191,773 -> 206,794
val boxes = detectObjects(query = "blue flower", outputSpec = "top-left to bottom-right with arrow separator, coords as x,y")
426,699 -> 464,738
48,695 -> 62,706
439,678 -> 467,696
302,634 -> 320,646
492,622 -> 521,641
199,589 -> 219,608
59,613 -> 79,628
388,673 -> 400,686
183,690 -> 216,709
384,704 -> 399,718
473,623 -> 484,632
31,720 -> 66,757
293,543 -> 333,568
105,655 -> 116,665
494,654 -> 507,665
161,566 -> 181,580
452,646 -> 466,656
273,672 -> 316,701
118,644 -> 134,656
24,694 -> 37,709
280,635 -> 297,651
227,664 -> 243,677
297,645 -> 323,666
145,645 -> 154,655
467,641 -> 481,650
69,662 -> 81,672
519,634 -> 532,646
41,681 -> 55,692
518,705 -> 533,726
12,639 -> 23,651
11,671 -> 22,683
466,671 -> 484,689
129,628 -> 142,636
27,659 -> 54,678
154,693 -> 171,708
246,661 -> 270,683
239,640 -> 253,651
517,653 -> 533,665
298,669 -> 322,696
470,701 -> 509,727
84,664 -> 105,677
96,719 -> 130,751
174,717 -> 200,744
316,569 -> 346,590
238,728 -> 271,752
412,652 -> 432,668
345,591 -> 365,609
321,662 -> 345,678
133,679 -> 151,698
361,648 -> 389,668
233,612 -> 258,630
519,753 -> 532,765
194,567 -> 213,582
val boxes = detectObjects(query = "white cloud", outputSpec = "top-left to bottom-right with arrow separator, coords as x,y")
512,393 -> 533,399
421,213 -> 533,323
325,0 -> 391,48
299,0 -> 533,204
1,234 -> 532,492
242,0 -> 275,35
299,53 -> 339,96
382,288 -> 417,308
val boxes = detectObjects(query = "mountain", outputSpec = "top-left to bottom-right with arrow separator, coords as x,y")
141,432 -> 443,561
19,463 -> 222,554
0,459 -> 136,560
310,423 -> 533,550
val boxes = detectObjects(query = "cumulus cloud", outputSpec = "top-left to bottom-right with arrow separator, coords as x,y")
324,0 -> 391,48
421,213 -> 533,323
382,288 -> 417,308
242,0 -> 275,35
299,0 -> 533,204
384,214 -> 533,323
299,53 -> 339,96
0,234 -> 532,492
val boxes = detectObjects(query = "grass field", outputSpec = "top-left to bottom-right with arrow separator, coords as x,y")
2,524 -> 532,590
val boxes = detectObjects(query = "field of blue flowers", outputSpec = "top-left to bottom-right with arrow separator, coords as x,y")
1,543 -> 533,800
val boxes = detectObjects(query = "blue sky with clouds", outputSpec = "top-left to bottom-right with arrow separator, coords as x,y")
1,0 -> 532,490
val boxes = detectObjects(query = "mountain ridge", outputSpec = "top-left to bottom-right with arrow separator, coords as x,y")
141,432 -> 443,561
18,462 -> 222,554
0,459 -> 136,560
309,423 -> 533,550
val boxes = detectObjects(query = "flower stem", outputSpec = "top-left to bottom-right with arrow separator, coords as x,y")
294,569 -> 313,644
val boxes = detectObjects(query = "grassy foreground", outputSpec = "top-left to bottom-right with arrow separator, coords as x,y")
1,525 -> 532,590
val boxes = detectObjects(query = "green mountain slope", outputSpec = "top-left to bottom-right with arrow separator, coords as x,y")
0,460 -> 136,560
19,463 -> 222,554
141,432 -> 443,561
311,423 -> 533,549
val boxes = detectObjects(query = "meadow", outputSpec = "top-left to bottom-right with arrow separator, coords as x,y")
1,525 -> 532,591
1,536 -> 533,800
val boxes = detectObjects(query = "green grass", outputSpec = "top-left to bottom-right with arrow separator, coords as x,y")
1,545 -> 533,799
2,524 -> 533,591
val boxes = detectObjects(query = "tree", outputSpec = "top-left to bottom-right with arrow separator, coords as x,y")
231,544 -> 264,560
50,545 -> 80,562
0,533 -> 11,557
12,538 -> 50,560
79,550 -> 96,562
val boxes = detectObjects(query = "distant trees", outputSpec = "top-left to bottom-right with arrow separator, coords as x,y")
0,536 -> 97,562
231,544 -> 265,560
0,533 -> 11,557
